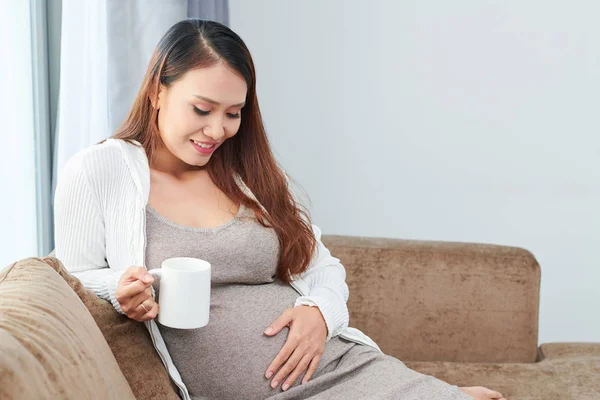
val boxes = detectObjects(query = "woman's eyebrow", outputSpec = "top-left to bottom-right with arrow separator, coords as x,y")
193,94 -> 245,107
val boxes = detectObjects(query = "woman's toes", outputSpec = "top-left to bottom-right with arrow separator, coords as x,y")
486,388 -> 503,399
459,386 -> 505,400
483,387 -> 503,399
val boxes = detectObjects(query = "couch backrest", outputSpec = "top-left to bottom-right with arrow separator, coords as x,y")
322,236 -> 540,363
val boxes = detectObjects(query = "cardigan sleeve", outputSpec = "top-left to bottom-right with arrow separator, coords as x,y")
294,224 -> 350,341
54,152 -> 126,314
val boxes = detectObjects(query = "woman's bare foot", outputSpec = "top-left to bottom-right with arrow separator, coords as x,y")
460,386 -> 506,400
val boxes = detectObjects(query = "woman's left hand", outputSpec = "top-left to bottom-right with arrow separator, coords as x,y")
263,305 -> 328,391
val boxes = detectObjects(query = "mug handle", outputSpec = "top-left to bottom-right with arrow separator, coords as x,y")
147,269 -> 162,280
147,269 -> 162,301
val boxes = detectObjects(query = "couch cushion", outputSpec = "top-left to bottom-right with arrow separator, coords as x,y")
42,257 -> 181,400
404,342 -> 600,400
0,258 -> 136,400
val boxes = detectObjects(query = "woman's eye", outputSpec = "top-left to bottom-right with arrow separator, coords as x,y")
194,107 -> 210,116
193,107 -> 239,119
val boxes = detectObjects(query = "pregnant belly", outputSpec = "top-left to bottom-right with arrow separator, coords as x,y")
158,280 -> 302,399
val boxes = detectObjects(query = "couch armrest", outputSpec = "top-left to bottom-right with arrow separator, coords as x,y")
321,236 -> 540,363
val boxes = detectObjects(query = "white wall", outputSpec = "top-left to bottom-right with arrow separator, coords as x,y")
230,0 -> 600,344
0,1 -> 38,268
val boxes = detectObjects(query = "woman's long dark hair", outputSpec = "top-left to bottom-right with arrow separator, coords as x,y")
112,19 -> 316,283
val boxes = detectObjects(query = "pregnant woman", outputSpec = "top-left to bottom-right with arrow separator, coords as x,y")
54,19 -> 505,400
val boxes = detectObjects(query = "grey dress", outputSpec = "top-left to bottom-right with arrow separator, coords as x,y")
145,204 -> 470,400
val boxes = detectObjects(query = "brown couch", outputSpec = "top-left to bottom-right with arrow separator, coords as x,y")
1,236 -> 598,399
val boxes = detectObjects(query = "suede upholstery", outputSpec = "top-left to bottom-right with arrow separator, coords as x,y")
0,258 -> 136,400
321,236 -> 540,363
405,343 -> 600,399
322,236 -> 599,399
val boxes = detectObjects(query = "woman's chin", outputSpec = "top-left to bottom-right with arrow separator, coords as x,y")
181,154 -> 211,169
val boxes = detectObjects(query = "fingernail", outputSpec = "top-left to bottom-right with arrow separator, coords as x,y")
265,370 -> 273,379
282,383 -> 289,391
264,327 -> 273,334
271,380 -> 279,389
144,274 -> 152,282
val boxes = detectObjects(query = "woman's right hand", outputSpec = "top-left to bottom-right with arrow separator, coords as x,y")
116,266 -> 159,322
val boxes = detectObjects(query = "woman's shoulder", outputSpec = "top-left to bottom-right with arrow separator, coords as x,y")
66,137 -> 144,168
61,138 -> 147,193
66,138 -> 142,164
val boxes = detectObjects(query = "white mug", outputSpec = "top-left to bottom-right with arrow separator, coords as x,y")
147,257 -> 211,329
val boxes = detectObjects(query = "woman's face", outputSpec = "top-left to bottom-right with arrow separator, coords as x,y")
154,62 -> 247,169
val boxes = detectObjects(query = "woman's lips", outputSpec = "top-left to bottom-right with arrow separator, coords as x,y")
191,139 -> 217,155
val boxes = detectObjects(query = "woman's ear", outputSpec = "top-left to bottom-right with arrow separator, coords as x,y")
148,93 -> 158,110
149,83 -> 165,110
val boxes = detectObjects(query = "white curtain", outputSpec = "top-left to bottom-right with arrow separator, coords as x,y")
55,0 -> 109,178
54,0 -> 188,181
0,1 -> 38,267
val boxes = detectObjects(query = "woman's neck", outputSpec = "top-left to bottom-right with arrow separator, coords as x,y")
150,145 -> 206,180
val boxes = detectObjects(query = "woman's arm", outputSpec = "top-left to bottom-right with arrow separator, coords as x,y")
54,152 -> 126,314
294,226 -> 350,341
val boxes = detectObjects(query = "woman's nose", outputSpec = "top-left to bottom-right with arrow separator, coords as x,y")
203,120 -> 225,141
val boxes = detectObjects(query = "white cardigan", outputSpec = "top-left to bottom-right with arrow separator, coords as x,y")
54,138 -> 380,399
